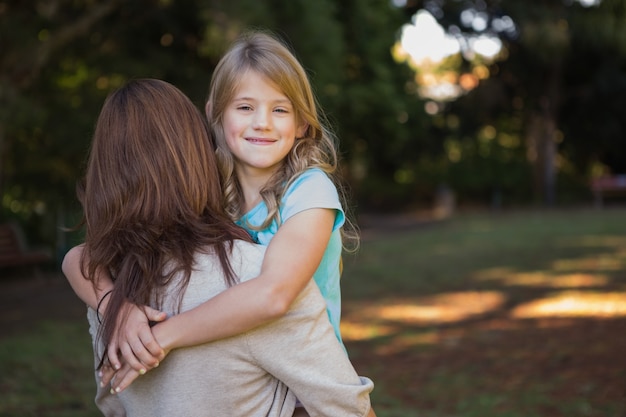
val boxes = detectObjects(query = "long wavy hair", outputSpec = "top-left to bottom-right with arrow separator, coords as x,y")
206,30 -> 358,250
77,79 -> 252,361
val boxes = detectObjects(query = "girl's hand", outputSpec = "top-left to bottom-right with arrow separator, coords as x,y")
101,323 -> 174,394
106,302 -> 167,373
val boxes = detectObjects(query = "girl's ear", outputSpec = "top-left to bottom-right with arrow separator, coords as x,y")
205,101 -> 212,120
297,122 -> 309,139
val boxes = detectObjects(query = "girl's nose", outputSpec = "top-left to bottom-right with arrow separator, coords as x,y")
253,109 -> 271,130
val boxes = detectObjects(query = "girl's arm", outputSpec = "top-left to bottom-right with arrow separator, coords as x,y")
158,207 -> 335,349
105,207 -> 335,391
62,245 -> 166,370
62,245 -> 110,309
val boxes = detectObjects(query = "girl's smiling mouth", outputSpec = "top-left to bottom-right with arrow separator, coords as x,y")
246,137 -> 276,144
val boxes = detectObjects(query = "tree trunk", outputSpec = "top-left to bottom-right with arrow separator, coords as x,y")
526,53 -> 562,207
526,110 -> 557,206
0,82 -> 16,204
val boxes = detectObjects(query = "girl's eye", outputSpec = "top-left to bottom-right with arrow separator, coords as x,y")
237,105 -> 252,111
274,108 -> 289,114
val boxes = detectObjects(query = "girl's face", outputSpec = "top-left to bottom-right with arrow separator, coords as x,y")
222,70 -> 306,181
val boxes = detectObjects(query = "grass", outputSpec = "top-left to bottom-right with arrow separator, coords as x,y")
0,321 -> 101,417
1,207 -> 626,416
341,207 -> 626,417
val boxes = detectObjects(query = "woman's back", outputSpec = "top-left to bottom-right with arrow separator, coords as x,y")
88,240 -> 373,417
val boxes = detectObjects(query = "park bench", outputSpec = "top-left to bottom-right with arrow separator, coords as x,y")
591,175 -> 626,208
0,222 -> 52,279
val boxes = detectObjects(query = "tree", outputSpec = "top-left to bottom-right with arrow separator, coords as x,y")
0,0 -> 123,247
395,0 -> 626,206
3,0 -> 426,249
1,0 -> 221,247
329,0 -> 433,210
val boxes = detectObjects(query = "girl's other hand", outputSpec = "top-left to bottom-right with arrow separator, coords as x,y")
98,361 -> 116,389
102,362 -> 140,394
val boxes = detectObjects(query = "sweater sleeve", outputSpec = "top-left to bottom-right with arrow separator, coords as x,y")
245,280 -> 373,417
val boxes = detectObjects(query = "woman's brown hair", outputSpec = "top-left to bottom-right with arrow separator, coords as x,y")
78,79 -> 251,364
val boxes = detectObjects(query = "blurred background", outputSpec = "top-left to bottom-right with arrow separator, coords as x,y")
2,1 -> 626,416
2,0 -> 626,257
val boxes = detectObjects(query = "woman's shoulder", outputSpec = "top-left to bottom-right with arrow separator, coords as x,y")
229,240 -> 266,281
188,240 -> 265,294
231,239 -> 265,257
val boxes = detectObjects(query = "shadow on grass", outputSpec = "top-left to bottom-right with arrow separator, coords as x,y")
342,208 -> 626,417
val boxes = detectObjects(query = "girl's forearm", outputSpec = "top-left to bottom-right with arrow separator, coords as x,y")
153,276 -> 283,350
154,209 -> 334,351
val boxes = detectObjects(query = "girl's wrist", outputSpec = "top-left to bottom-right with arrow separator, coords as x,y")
152,320 -> 177,352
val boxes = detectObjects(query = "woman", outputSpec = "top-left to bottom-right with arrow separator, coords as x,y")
72,78 -> 373,416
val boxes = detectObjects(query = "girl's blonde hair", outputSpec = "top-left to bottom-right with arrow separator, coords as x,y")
206,30 -> 358,250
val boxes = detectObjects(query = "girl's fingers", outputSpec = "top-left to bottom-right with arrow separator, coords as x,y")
144,306 -> 167,323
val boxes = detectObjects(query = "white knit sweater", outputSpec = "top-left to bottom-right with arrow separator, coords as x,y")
87,240 -> 373,417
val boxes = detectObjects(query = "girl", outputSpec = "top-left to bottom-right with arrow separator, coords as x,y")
76,78 -> 373,416
65,31 -> 359,391
206,29 -> 357,345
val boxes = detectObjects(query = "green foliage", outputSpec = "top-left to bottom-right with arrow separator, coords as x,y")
1,0 -> 222,249
397,0 -> 626,206
3,0 -> 626,250
335,5 -> 427,157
